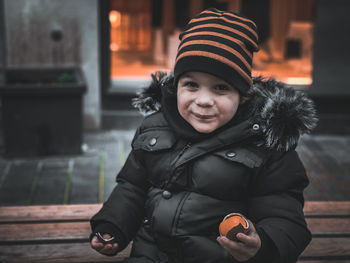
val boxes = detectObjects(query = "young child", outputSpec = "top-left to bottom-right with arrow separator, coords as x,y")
90,8 -> 317,262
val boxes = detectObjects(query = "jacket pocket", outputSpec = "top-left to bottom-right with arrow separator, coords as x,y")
132,129 -> 176,152
213,147 -> 264,169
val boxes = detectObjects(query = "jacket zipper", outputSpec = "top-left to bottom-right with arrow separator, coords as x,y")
171,191 -> 191,235
165,143 -> 192,237
177,143 -> 192,160
164,142 -> 192,189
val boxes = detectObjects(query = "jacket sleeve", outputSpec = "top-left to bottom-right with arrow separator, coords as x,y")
90,130 -> 150,250
248,150 -> 312,263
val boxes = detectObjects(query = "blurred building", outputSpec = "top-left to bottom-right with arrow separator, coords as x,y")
0,0 -> 349,134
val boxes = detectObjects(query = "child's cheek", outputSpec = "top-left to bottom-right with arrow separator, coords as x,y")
177,93 -> 191,117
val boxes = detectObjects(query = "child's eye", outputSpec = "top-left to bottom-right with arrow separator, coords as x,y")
215,85 -> 230,92
184,81 -> 198,89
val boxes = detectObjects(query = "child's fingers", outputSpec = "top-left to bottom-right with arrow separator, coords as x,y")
236,219 -> 261,248
91,235 -> 119,256
217,234 -> 260,262
217,236 -> 249,261
236,232 -> 260,248
217,236 -> 242,251
99,243 -> 119,256
246,219 -> 258,235
90,236 -> 104,250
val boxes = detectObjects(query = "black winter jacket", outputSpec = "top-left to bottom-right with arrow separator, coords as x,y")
91,74 -> 317,263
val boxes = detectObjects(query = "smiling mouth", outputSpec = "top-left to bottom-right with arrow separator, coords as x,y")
192,112 -> 216,120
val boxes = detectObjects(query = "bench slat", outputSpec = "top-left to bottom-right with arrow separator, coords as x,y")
0,222 -> 90,244
0,243 -> 131,263
1,201 -> 349,221
1,217 -> 349,244
1,237 -> 349,262
300,237 -> 350,259
1,201 -> 348,223
303,201 -> 350,217
306,217 -> 350,236
0,204 -> 102,223
2,217 -> 349,244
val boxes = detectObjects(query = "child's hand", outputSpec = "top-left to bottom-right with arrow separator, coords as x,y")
217,219 -> 261,262
91,233 -> 119,256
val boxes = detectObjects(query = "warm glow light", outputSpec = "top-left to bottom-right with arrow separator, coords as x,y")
109,10 -> 121,27
110,43 -> 119,52
282,77 -> 312,85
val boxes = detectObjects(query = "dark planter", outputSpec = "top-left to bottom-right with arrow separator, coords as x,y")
0,66 -> 86,157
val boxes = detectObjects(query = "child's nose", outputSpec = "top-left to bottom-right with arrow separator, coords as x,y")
195,89 -> 214,107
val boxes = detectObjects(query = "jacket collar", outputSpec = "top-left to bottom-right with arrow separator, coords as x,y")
132,72 -> 318,152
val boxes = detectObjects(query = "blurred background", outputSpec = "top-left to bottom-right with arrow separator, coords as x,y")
0,0 -> 349,206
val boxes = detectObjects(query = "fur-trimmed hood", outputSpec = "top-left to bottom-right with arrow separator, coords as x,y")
132,72 -> 318,151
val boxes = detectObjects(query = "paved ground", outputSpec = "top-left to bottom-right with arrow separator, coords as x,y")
0,130 -> 134,206
298,135 -> 350,201
0,130 -> 349,206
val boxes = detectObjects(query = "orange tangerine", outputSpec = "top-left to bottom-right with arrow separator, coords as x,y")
219,213 -> 248,236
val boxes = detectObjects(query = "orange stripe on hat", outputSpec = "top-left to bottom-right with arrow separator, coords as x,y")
177,39 -> 252,71
181,31 -> 252,59
183,23 -> 259,51
203,9 -> 258,28
190,15 -> 258,41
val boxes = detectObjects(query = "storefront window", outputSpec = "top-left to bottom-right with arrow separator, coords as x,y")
109,0 -> 315,89
109,0 -> 168,84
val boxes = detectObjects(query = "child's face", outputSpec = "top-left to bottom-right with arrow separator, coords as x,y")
177,72 -> 240,133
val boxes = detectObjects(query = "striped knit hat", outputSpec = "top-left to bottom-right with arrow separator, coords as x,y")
174,8 -> 259,95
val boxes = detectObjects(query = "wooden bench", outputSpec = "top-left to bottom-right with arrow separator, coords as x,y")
0,201 -> 349,262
